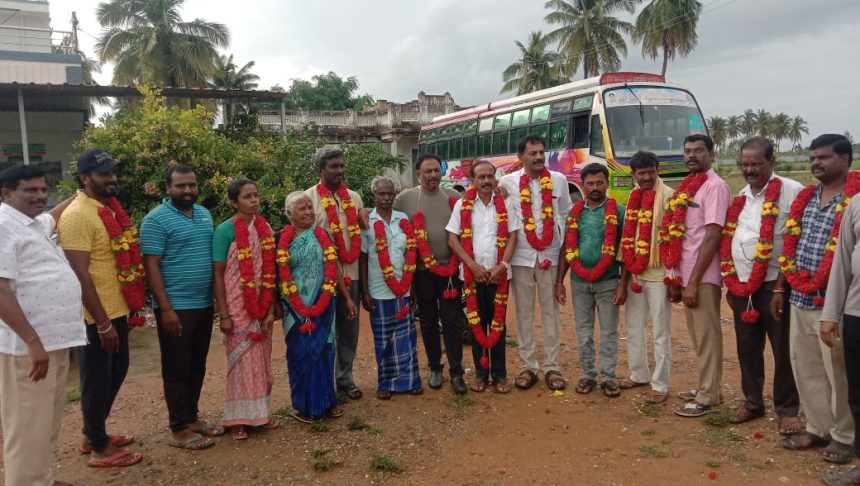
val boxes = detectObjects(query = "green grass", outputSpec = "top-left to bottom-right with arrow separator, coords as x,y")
64,387 -> 81,404
639,401 -> 663,418
452,395 -> 475,408
639,444 -> 668,458
348,416 -> 369,431
273,406 -> 292,419
310,421 -> 329,433
708,429 -> 746,447
641,429 -> 657,437
313,458 -> 334,471
313,445 -> 330,458
703,408 -> 733,427
368,427 -> 383,435
706,458 -> 722,468
371,453 -> 404,473
505,337 -> 518,348
336,391 -> 350,405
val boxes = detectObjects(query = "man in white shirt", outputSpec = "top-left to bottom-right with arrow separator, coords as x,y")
499,134 -> 573,391
0,165 -> 86,486
725,137 -> 802,434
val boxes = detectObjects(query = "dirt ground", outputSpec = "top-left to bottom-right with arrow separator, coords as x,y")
0,284 -> 849,486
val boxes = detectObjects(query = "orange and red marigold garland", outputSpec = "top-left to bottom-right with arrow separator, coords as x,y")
563,199 -> 619,282
317,182 -> 362,269
459,188 -> 510,369
373,219 -> 418,320
519,168 -> 555,253
233,215 -> 277,340
779,171 -> 860,306
98,197 -> 146,327
658,172 -> 709,286
720,178 -> 782,323
413,195 -> 460,298
277,226 -> 338,334
620,188 -> 656,293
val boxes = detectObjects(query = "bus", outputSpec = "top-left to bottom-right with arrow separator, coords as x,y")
417,72 -> 708,202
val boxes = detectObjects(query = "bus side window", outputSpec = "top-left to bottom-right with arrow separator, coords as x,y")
530,124 -> 549,142
549,120 -> 568,150
450,138 -> 462,160
466,135 -> 477,158
493,131 -> 509,156
478,133 -> 492,156
590,115 -> 605,157
510,127 -> 528,153
572,114 -> 589,149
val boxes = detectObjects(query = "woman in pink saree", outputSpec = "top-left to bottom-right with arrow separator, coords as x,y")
213,179 -> 280,440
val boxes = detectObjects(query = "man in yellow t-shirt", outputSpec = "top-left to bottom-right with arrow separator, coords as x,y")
58,149 -> 142,468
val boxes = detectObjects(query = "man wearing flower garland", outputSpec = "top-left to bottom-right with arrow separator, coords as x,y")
555,163 -> 626,398
663,134 -> 731,418
778,134 -> 856,464
140,164 -> 224,449
499,134 -> 573,391
58,149 -> 143,467
304,146 -> 366,400
722,137 -> 803,434
447,160 -> 521,394
393,154 -> 466,394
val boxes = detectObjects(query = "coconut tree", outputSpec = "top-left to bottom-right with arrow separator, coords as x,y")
501,31 -> 560,95
95,0 -> 230,88
726,115 -> 741,144
740,109 -> 756,136
770,112 -> 791,152
544,0 -> 638,79
754,109 -> 772,138
212,54 -> 260,123
787,116 -> 809,151
632,0 -> 703,76
707,116 -> 728,151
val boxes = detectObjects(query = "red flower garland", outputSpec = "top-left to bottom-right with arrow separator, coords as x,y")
720,178 -> 782,323
97,197 -> 146,327
658,172 -> 709,285
519,168 -> 555,251
317,182 -> 361,264
459,188 -> 510,368
563,199 -> 620,282
374,218 -> 418,320
233,215 -> 277,321
780,171 -> 860,305
276,226 -> 338,333
621,188 -> 657,279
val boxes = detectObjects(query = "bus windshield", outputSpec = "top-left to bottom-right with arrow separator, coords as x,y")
603,86 -> 706,158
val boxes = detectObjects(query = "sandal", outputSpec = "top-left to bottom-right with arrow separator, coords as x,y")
231,427 -> 249,441
646,391 -> 668,404
409,387 -> 424,395
619,379 -> 649,389
782,431 -> 829,450
601,380 -> 621,398
545,370 -> 567,391
327,406 -> 345,418
289,411 -> 314,424
376,390 -> 393,400
823,440 -> 855,464
170,432 -> 215,449
88,449 -> 143,468
575,378 -> 596,395
494,379 -> 513,394
470,380 -> 487,392
515,370 -> 538,390
777,416 -> 804,436
191,420 -> 227,437
260,418 -> 281,430
822,465 -> 860,486
80,434 -> 135,454
345,387 -> 363,400
729,408 -> 765,425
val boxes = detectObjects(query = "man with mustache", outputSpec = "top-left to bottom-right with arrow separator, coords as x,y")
500,134 -> 573,391
555,163 -> 626,397
670,134 -> 731,418
780,134 -> 855,464
723,137 -> 802,434
393,154 -> 466,394
140,165 -> 223,449
58,149 -> 143,466
0,165 -> 86,485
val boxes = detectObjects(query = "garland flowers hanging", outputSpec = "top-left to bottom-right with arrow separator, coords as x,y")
779,171 -> 860,306
373,219 -> 418,320
563,199 -> 620,282
413,195 -> 460,298
233,215 -> 277,322
658,172 -> 709,286
519,168 -> 555,252
620,188 -> 657,293
317,182 -> 362,267
459,188 -> 510,369
720,178 -> 782,323
98,197 -> 146,327
277,226 -> 338,334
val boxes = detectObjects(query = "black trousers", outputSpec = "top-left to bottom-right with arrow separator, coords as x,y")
155,306 -> 214,432
414,270 -> 464,377
471,283 -> 507,382
76,316 -> 130,452
841,314 -> 860,454
729,281 -> 799,417
335,281 -> 361,391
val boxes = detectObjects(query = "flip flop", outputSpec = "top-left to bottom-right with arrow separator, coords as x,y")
80,434 -> 135,454
260,418 -> 281,430
169,432 -> 214,450
290,411 -> 314,424
88,449 -> 143,468
192,420 -> 227,437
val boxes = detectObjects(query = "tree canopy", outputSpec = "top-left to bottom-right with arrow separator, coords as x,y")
283,72 -> 375,111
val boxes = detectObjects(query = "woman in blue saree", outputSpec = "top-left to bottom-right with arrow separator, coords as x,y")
280,191 -> 357,422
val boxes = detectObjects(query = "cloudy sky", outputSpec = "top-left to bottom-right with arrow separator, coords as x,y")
46,0 -> 859,144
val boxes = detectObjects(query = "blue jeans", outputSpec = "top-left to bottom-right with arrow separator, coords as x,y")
571,278 -> 619,382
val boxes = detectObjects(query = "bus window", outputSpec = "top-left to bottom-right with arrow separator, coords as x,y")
418,143 -> 426,155
551,100 -> 571,120
438,140 -> 449,160
465,119 -> 478,134
590,115 -> 605,157
493,131 -> 509,155
465,135 -> 477,158
493,113 -> 511,131
478,118 -> 493,133
512,109 -> 530,127
450,138 -> 462,160
530,123 -> 549,143
549,121 -> 568,150
573,95 -> 594,112
531,105 -> 550,123
478,133 -> 492,156
572,114 -> 589,149
510,127 -> 528,153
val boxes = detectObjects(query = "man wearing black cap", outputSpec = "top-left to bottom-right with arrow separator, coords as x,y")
57,149 -> 143,467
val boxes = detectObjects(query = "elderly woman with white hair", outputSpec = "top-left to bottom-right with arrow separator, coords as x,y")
278,191 -> 357,422
359,176 -> 422,400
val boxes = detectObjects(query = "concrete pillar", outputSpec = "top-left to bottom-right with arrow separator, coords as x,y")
17,88 -> 30,165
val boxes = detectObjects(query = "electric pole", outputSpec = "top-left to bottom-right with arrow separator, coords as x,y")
71,11 -> 79,54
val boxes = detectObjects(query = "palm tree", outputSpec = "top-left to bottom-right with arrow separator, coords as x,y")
707,116 -> 727,151
770,112 -> 791,152
633,0 -> 702,76
754,109 -> 772,138
95,0 -> 230,88
212,54 -> 260,123
787,116 -> 809,151
544,0 -> 638,79
500,31 -> 559,95
740,109 -> 756,136
726,115 -> 741,144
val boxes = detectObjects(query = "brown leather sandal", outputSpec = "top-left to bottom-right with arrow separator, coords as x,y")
515,370 -> 538,389
545,370 -> 567,390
